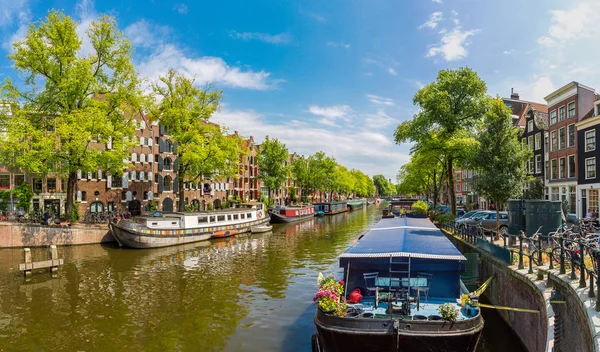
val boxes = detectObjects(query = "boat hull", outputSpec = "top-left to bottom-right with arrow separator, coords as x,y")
313,309 -> 483,352
109,217 -> 270,249
269,212 -> 315,223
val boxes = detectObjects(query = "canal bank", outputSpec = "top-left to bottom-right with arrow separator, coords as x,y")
0,222 -> 114,248
0,206 -> 524,351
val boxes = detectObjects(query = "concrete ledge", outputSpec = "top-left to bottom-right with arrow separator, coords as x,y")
0,222 -> 115,248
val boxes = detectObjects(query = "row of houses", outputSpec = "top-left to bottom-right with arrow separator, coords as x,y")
0,110 -> 304,218
453,82 -> 600,219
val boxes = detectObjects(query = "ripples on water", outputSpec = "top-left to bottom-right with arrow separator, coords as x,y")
0,206 -> 524,351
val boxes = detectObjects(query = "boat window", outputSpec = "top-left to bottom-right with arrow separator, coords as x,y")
171,222 -> 177,225
240,213 -> 245,219
209,216 -> 215,223
257,204 -> 263,210
233,214 -> 239,220
217,215 -> 225,222
151,222 -> 157,226
247,213 -> 252,219
227,215 -> 232,221
198,216 -> 208,224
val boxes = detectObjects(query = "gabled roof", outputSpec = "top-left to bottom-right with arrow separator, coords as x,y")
515,101 -> 549,128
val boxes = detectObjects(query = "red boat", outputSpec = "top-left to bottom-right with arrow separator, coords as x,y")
268,205 -> 315,223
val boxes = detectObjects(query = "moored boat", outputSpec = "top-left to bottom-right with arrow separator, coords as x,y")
312,216 -> 483,352
346,200 -> 365,211
109,202 -> 270,249
268,205 -> 315,223
313,202 -> 349,215
250,224 -> 273,233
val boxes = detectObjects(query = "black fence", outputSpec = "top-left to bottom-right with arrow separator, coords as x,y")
440,220 -> 600,312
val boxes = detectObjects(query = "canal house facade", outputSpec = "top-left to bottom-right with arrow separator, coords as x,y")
544,81 -> 596,216
576,99 -> 600,217
518,103 -> 549,183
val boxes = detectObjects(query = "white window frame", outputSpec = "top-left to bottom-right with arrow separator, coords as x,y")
535,154 -> 542,174
586,130 -> 596,152
586,157 -> 596,180
559,127 -> 566,150
528,120 -> 534,132
558,106 -> 565,122
550,110 -> 557,125
528,136 -> 533,150
568,101 -> 575,118
568,155 -> 576,178
559,157 -> 566,179
551,130 -> 557,152
567,124 -> 575,148
551,159 -> 557,180
535,132 -> 541,150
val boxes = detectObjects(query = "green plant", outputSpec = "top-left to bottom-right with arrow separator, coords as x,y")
147,200 -> 158,212
290,187 -> 297,202
207,203 -> 215,211
434,213 -> 455,224
412,200 -> 429,214
185,204 -> 194,212
13,183 -> 33,211
70,201 -> 80,221
437,303 -> 459,322
313,272 -> 346,317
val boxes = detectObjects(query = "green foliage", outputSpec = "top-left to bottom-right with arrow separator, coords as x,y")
13,183 -> 33,211
207,203 -> 214,211
150,69 -> 242,212
412,200 -> 429,214
185,204 -> 194,212
562,199 -> 569,216
433,213 -> 455,224
71,201 -> 80,221
0,190 -> 9,200
373,174 -> 396,197
0,10 -> 142,219
289,187 -> 297,202
147,200 -> 158,212
437,303 -> 459,322
472,98 -> 531,215
257,136 -> 289,205
395,67 -> 488,215
522,178 -> 545,200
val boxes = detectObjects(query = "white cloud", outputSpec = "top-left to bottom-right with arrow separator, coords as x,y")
307,12 -> 326,22
363,109 -> 396,127
366,94 -> 394,106
174,3 -> 188,14
543,1 -> 600,44
503,49 -> 514,55
387,67 -> 398,76
432,0 -> 442,3
124,20 -> 170,47
426,24 -> 479,61
229,30 -> 292,44
0,0 -> 28,28
327,41 -> 351,49
308,105 -> 351,125
213,108 -> 409,179
75,0 -> 99,57
419,11 -> 443,30
538,36 -> 554,46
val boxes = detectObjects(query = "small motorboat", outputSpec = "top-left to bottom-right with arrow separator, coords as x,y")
250,224 -> 273,233
315,210 -> 325,217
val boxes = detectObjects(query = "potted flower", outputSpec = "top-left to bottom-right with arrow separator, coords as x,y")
313,272 -> 346,317
437,303 -> 459,322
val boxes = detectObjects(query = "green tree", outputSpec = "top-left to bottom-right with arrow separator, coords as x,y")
395,67 -> 487,215
309,151 -> 336,201
522,178 -> 545,200
472,98 -> 531,233
150,69 -> 242,211
257,136 -> 289,206
373,174 -> 395,197
0,11 -> 142,220
291,156 -> 309,200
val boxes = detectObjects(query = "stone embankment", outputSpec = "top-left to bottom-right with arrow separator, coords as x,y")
0,222 -> 115,248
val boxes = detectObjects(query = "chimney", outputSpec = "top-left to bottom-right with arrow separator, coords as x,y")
510,88 -> 519,100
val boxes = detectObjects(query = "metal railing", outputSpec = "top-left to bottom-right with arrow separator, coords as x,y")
439,219 -> 600,312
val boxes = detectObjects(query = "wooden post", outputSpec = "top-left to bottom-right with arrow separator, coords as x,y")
49,245 -> 58,273
23,248 -> 32,276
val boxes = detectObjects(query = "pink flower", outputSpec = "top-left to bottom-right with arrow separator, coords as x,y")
339,280 -> 344,286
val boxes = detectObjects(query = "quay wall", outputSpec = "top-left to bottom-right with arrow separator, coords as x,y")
0,222 -> 115,248
446,230 -> 598,352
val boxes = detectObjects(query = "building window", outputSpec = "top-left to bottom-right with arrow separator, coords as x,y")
112,173 -> 122,187
559,127 -> 566,149
550,110 -> 557,125
164,176 -> 173,191
33,178 -> 43,192
551,159 -> 557,180
558,106 -> 565,122
568,155 -> 576,178
535,133 -> 541,150
551,131 -> 557,151
567,124 -> 575,147
46,178 -> 56,192
528,136 -> 533,150
163,157 -> 172,170
108,202 -> 114,212
551,187 -> 559,201
559,158 -> 565,179
456,173 -> 461,181
586,157 -> 596,179
535,155 -> 542,174
528,120 -> 533,132
0,174 -> 9,190
81,191 -> 87,202
586,130 -> 596,152
14,174 -> 25,186
131,153 -> 137,162
568,101 -> 575,118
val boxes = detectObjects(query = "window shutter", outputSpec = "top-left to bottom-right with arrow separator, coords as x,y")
76,190 -> 82,201
158,156 -> 163,171
158,175 -> 164,193
159,139 -> 165,153
148,138 -> 153,147
126,191 -> 132,201
174,178 -> 179,193
148,172 -> 153,183
87,171 -> 92,179
122,172 -> 129,188
173,141 -> 178,154
140,171 -> 145,181
148,153 -> 152,163
174,158 -> 179,172
159,125 -> 164,136
140,154 -> 146,163
98,170 -> 102,180
107,175 -> 112,188
140,136 -> 144,146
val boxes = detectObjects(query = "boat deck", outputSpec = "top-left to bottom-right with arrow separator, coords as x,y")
347,297 -> 475,321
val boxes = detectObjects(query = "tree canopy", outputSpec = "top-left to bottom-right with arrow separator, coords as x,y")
0,10 -> 142,219
373,175 -> 396,197
257,136 -> 289,205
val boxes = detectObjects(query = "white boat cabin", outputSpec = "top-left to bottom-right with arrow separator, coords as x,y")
145,202 -> 265,229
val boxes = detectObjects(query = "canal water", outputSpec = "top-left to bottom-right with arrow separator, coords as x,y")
0,205 -> 525,351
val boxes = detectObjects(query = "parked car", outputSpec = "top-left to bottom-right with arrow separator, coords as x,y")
460,211 -> 509,234
455,210 -> 479,221
456,208 -> 466,217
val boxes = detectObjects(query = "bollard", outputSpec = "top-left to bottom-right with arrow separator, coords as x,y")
559,237 -> 566,275
518,232 -> 524,270
23,248 -> 32,276
579,242 -> 587,288
49,245 -> 58,273
528,255 -> 533,274
590,273 -> 595,298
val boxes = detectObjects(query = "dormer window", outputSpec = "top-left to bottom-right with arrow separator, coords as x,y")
527,120 -> 533,132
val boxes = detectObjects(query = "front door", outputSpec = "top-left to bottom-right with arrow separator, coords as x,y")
44,199 -> 60,218
162,198 -> 174,212
128,200 -> 141,216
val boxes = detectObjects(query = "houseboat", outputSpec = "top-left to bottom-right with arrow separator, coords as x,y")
346,200 -> 365,211
109,202 -> 270,249
268,204 -> 315,223
312,216 -> 483,352
389,199 -> 419,216
313,202 -> 349,215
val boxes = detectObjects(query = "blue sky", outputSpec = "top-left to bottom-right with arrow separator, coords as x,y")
1,0 -> 599,181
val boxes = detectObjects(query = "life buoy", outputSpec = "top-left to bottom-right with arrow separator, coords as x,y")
258,211 -> 263,218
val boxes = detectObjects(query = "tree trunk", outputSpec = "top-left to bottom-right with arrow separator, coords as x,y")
447,157 -> 456,215
267,187 -> 271,206
432,169 -> 438,209
178,173 -> 185,212
65,171 -> 77,221
495,206 -> 500,241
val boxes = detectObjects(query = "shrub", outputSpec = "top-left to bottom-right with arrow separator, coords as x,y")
412,200 -> 429,214
314,272 -> 347,317
434,213 -> 455,224
437,303 -> 459,321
